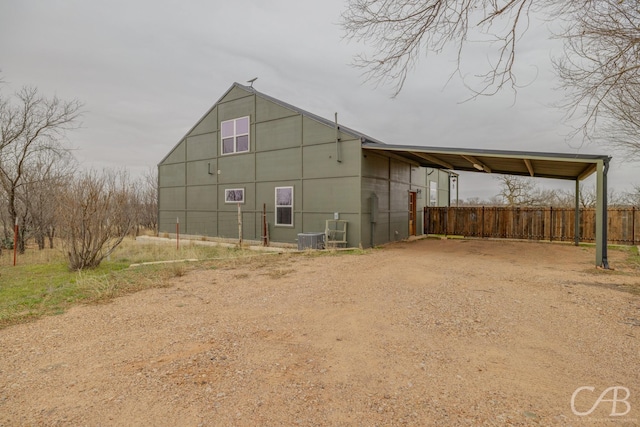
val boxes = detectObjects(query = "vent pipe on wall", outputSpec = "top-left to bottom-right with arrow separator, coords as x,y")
335,112 -> 342,163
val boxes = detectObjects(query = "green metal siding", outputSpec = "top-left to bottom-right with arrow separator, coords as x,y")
361,177 -> 390,212
187,133 -> 217,162
411,167 -> 426,188
217,154 -> 256,183
220,86 -> 252,103
303,177 -> 360,213
186,185 -> 216,211
302,140 -> 360,179
162,140 -> 186,164
159,211 -> 186,233
390,158 -> 411,183
217,211 -> 257,240
218,96 -> 254,123
186,211 -> 217,236
186,160 -> 216,186
437,169 -> 450,206
256,96 -> 296,122
256,148 -> 302,181
189,107 -> 217,136
159,163 -> 185,187
360,151 -> 449,247
302,117 -> 353,146
361,212 -> 389,247
362,152 -> 389,179
160,187 -> 185,211
255,116 -> 302,151
389,210 -> 409,240
390,180 -> 410,241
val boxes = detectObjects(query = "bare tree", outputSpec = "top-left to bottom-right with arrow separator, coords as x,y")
136,167 -> 158,233
342,1 -> 640,155
58,169 -> 137,270
552,184 -> 624,208
623,185 -> 640,207
0,86 -> 82,252
19,150 -> 76,249
495,175 -> 560,207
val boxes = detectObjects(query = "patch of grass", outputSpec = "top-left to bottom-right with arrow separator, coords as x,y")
621,245 -> 640,271
298,247 -> 371,258
0,237 -> 259,329
0,258 -> 172,328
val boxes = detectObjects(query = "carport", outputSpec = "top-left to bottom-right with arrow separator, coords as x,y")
362,142 -> 612,268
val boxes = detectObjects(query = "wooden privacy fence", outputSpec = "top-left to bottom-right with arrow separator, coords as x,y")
424,206 -> 640,245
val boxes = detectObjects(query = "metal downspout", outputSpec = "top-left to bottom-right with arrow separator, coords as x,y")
601,158 -> 610,269
335,112 -> 342,163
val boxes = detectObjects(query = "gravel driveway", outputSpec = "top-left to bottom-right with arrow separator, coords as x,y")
1,239 -> 639,426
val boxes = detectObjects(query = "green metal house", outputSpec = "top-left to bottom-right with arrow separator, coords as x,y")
158,83 -> 452,248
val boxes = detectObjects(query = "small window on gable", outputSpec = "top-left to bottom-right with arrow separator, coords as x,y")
221,116 -> 250,155
275,186 -> 293,226
224,188 -> 245,204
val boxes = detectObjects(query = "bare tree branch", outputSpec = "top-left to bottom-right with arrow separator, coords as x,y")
343,0 -> 640,158
553,0 -> 640,156
342,0 -> 536,97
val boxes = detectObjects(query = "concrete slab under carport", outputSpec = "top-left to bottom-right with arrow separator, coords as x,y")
361,142 -> 612,268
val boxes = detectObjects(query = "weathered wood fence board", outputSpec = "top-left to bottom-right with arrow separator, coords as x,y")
424,207 -> 639,245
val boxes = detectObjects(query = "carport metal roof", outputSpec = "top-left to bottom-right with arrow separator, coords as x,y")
361,142 -> 612,268
361,142 -> 609,181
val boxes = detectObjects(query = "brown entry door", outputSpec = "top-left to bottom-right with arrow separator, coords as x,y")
409,191 -> 417,236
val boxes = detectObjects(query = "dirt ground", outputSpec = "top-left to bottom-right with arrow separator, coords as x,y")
1,238 -> 639,426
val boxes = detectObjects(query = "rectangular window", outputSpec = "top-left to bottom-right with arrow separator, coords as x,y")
224,188 -> 245,203
275,186 -> 293,226
221,116 -> 250,155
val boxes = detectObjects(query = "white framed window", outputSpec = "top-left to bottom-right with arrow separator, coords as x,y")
275,186 -> 293,226
221,116 -> 250,155
224,188 -> 245,204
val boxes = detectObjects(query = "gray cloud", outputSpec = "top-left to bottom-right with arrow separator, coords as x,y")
0,0 -> 636,200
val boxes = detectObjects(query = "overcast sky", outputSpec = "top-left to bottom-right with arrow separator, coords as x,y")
1,0 -> 637,200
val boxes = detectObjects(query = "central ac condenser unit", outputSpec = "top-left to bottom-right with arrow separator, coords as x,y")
297,232 -> 325,250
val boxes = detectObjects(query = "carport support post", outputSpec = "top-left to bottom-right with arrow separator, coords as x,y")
595,159 -> 610,268
574,179 -> 580,246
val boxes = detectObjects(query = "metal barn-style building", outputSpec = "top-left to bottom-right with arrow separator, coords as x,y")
157,83 -> 453,248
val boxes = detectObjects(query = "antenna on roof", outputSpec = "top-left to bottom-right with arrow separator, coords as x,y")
247,77 -> 258,88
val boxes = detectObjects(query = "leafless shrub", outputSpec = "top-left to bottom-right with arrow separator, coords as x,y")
58,169 -> 137,270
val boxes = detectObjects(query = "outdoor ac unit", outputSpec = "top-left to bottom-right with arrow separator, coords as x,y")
297,232 -> 326,250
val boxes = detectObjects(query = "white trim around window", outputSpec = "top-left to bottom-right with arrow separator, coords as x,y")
224,188 -> 245,204
275,186 -> 293,226
221,116 -> 250,155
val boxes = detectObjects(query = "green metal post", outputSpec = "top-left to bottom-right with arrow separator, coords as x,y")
595,159 -> 610,268
574,179 -> 580,246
